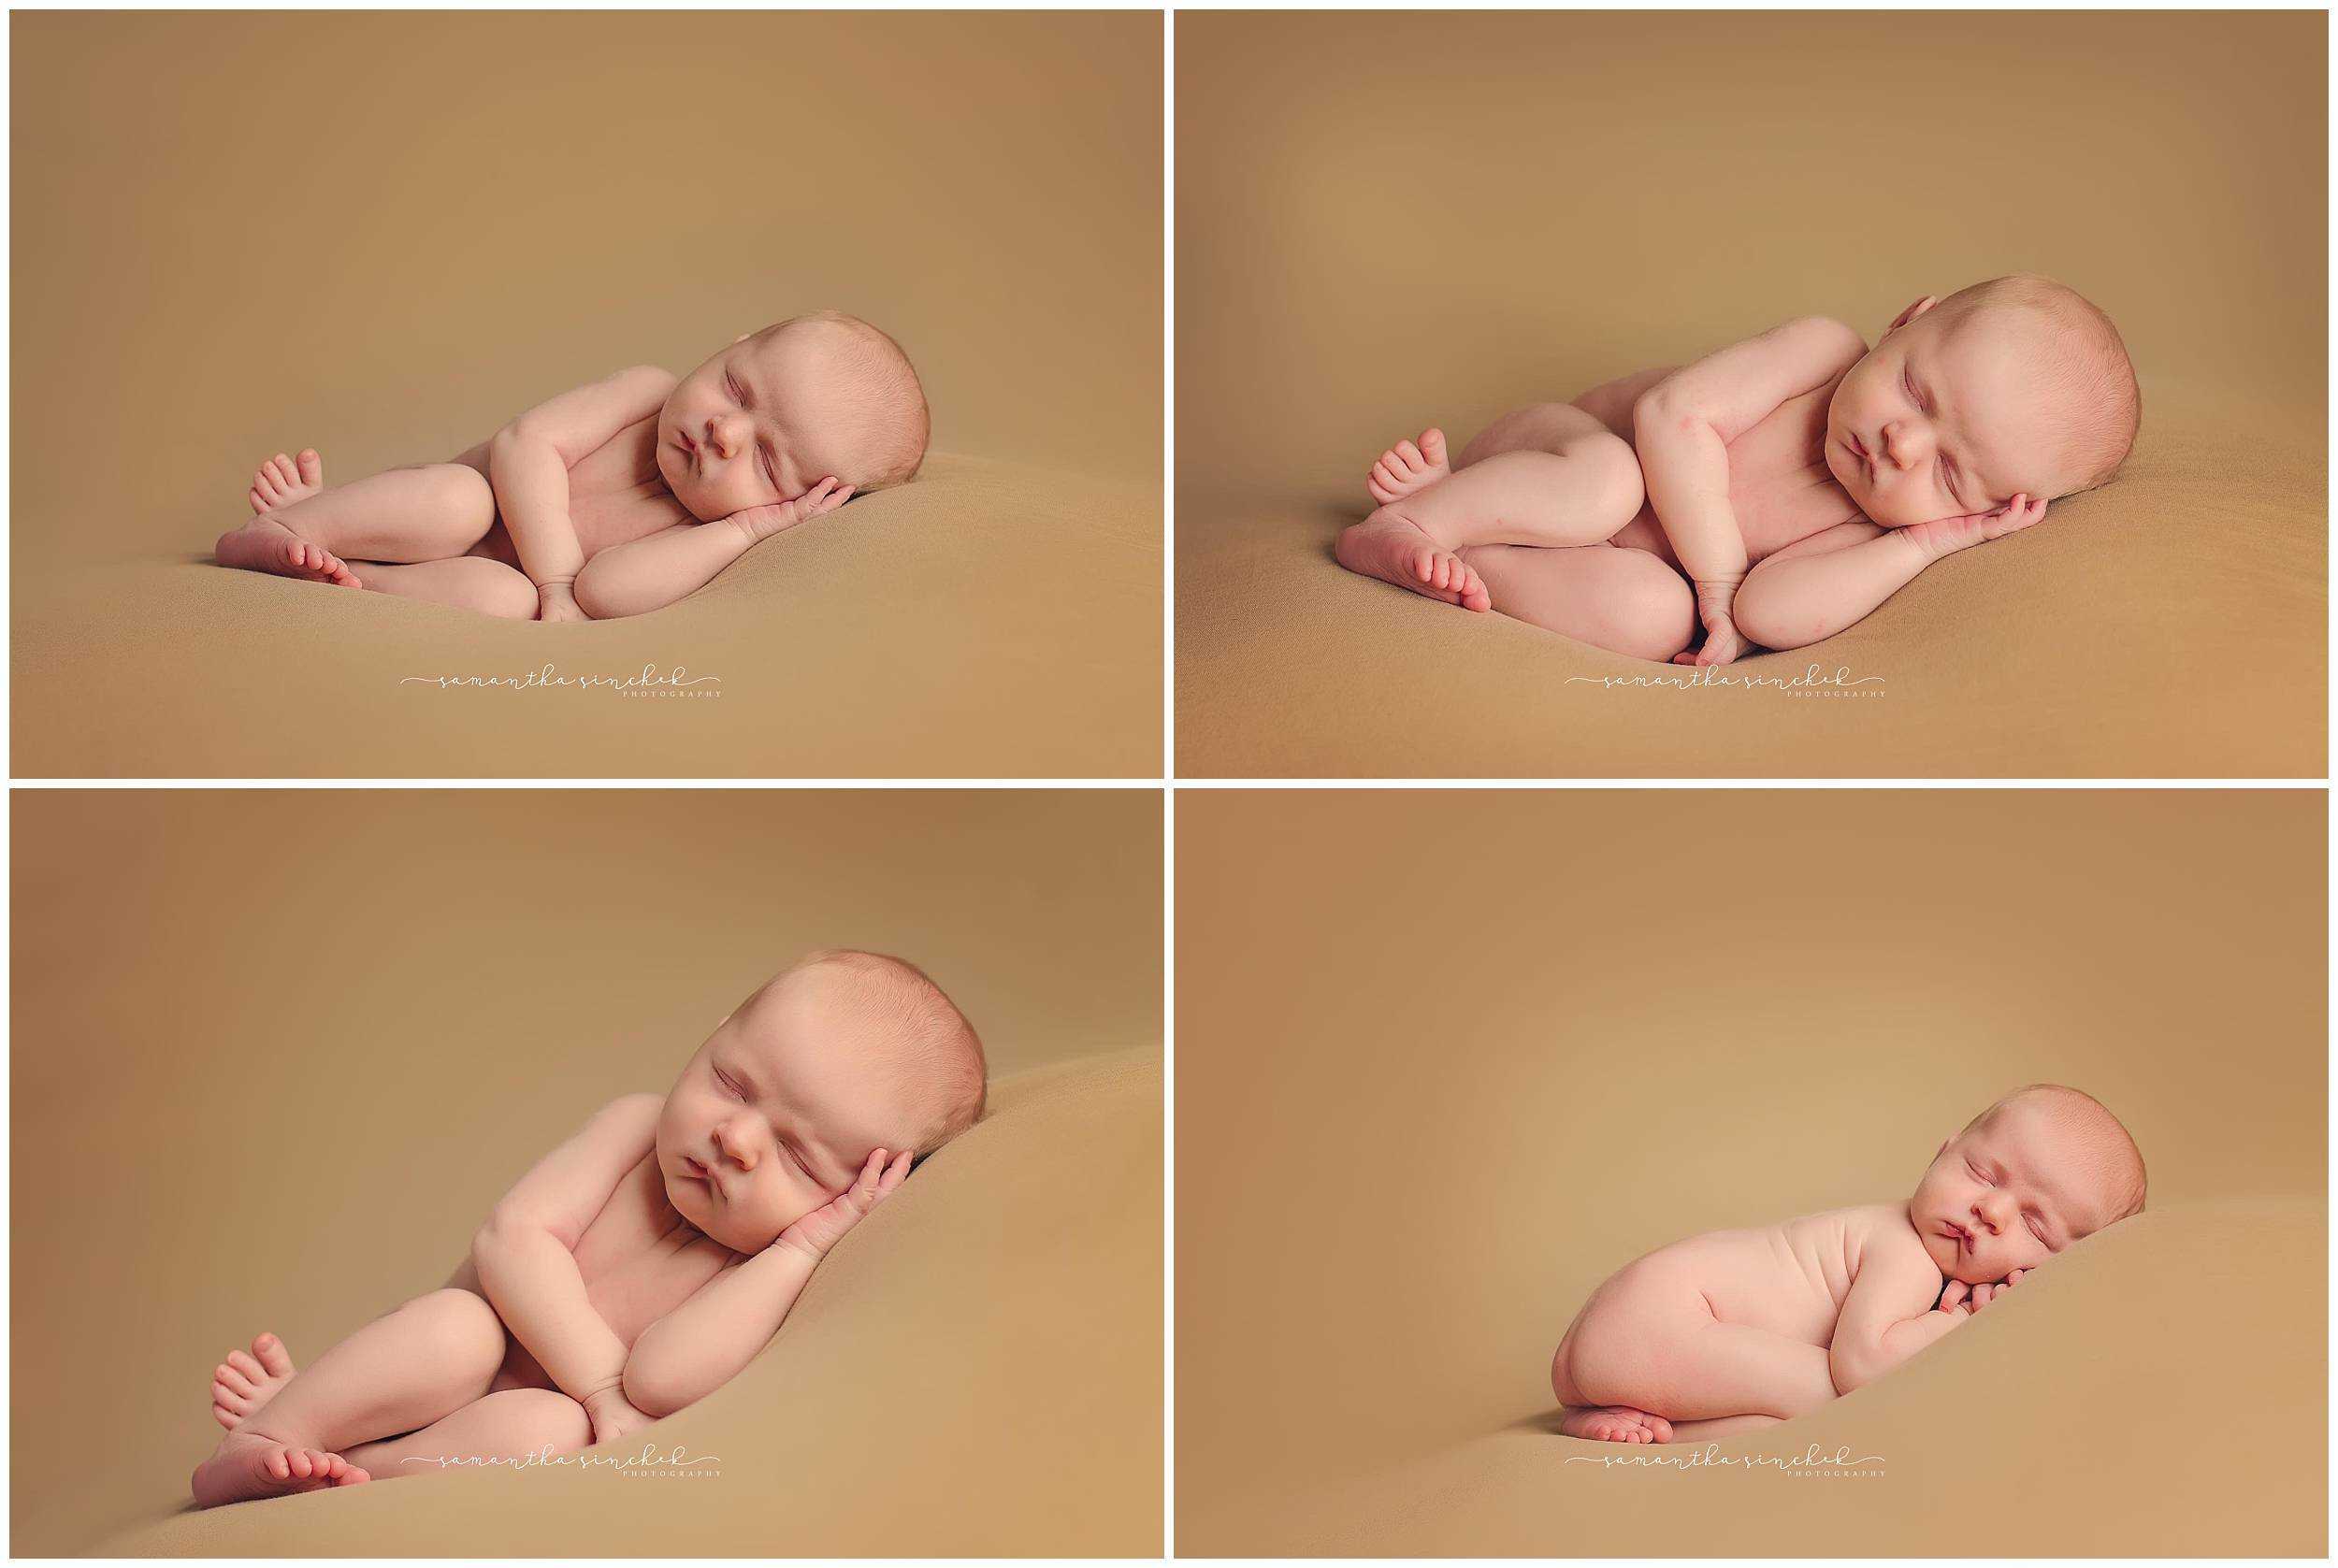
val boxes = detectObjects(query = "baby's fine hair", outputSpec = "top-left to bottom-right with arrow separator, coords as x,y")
1968,1082 -> 2147,1222
782,947 -> 987,1154
757,310 -> 931,490
1935,273 -> 2141,496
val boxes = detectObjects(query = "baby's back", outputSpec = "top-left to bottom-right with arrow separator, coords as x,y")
1595,1203 -> 1906,1348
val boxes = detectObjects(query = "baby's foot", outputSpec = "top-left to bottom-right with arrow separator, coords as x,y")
1335,512 -> 1491,612
211,1331 -> 296,1430
249,449 -> 325,515
191,1429 -> 369,1508
1365,427 -> 1450,506
214,518 -> 362,589
1560,1404 -> 1675,1445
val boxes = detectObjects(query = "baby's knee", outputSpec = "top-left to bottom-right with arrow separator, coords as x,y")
427,463 -> 497,529
471,565 -> 540,622
403,1287 -> 508,1372
1606,566 -> 1695,663
482,1388 -> 592,1454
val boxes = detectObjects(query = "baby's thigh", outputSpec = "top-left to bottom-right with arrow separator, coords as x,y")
344,1388 -> 590,1478
1555,1264 -> 1710,1406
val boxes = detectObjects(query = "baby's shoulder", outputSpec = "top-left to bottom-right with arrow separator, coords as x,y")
1836,1202 -> 1922,1264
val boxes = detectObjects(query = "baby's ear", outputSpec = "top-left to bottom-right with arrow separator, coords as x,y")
1887,295 -> 1940,333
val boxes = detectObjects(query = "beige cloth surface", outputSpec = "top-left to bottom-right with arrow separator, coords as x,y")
1175,10 -> 2326,778
95,1051 -> 1162,1557
1176,790 -> 2326,1556
15,454 -> 1161,777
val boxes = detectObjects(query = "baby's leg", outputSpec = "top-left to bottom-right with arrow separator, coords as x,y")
216,463 -> 497,589
341,1388 -> 592,1482
1555,1290 -> 1837,1443
350,557 -> 540,621
1337,404 -> 1644,611
191,1287 -> 508,1507
1458,542 -> 1695,663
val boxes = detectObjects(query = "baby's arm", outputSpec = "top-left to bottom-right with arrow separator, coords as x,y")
1633,316 -> 1869,666
489,366 -> 679,622
470,1093 -> 661,1415
1826,1222 -> 1968,1396
571,480 -> 852,620
1734,496 -> 2047,652
621,1149 -> 908,1418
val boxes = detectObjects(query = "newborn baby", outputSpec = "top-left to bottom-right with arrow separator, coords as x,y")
214,310 -> 928,621
191,949 -> 985,1505
1550,1084 -> 2145,1444
1337,273 -> 2142,663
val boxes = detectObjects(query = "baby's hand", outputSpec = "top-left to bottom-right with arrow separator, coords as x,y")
1903,493 -> 2047,562
536,581 -> 589,624
1672,583 -> 1746,668
772,1147 -> 912,1260
583,1384 -> 657,1446
723,476 -> 856,545
1937,1268 -> 2028,1316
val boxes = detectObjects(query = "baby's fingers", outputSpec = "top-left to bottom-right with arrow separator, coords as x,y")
874,1148 -> 912,1196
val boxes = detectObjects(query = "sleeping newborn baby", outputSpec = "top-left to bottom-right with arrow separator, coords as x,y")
191,949 -> 985,1505
1337,273 -> 2141,664
1550,1084 -> 2145,1444
214,310 -> 928,621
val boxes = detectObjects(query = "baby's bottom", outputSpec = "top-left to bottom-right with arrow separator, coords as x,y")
213,442 -> 539,620
1335,405 -> 1696,662
1550,1274 -> 1837,1445
191,1286 -> 584,1506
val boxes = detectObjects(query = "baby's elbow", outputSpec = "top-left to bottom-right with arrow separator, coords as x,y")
1826,1340 -> 1872,1398
570,559 -> 623,622
621,1345 -> 694,1420
1729,577 -> 1808,653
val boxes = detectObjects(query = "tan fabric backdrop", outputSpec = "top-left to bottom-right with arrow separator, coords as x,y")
11,11 -> 1162,777
1176,11 -> 2326,778
11,789 -> 1162,1555
1176,789 -> 2326,1554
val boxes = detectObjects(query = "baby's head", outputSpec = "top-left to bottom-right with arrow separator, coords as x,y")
655,948 -> 986,1252
657,310 -> 929,523
1825,274 -> 2141,528
1911,1084 -> 2146,1285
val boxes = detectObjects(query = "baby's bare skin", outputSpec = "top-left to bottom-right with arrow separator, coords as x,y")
1549,1087 -> 2142,1444
189,954 -> 975,1507
212,312 -> 917,622
1338,289 -> 2077,663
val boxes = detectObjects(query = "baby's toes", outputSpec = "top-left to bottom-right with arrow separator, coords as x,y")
335,1464 -> 369,1487
1645,1415 -> 1673,1442
253,1333 -> 293,1378
295,449 -> 322,487
1420,427 -> 1449,466
1394,439 -> 1423,473
226,1348 -> 266,1384
213,1403 -> 238,1430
